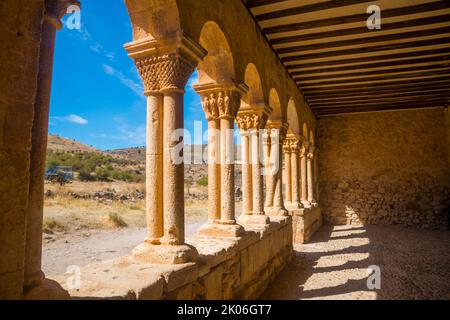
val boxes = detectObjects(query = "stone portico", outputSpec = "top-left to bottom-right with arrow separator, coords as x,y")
0,0 -> 449,300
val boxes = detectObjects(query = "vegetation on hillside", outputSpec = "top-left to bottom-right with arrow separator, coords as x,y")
46,150 -> 144,183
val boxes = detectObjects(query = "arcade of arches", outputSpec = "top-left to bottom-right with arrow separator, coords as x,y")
0,0 -> 449,300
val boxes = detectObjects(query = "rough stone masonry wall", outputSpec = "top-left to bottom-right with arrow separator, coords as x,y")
59,217 -> 293,300
0,1 -> 45,299
318,108 -> 450,228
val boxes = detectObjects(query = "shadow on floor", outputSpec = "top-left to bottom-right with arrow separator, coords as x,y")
261,224 -> 450,300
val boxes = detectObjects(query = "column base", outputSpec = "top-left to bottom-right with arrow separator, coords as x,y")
197,222 -> 245,238
237,214 -> 270,225
301,200 -> 312,208
286,202 -> 304,210
131,242 -> 198,264
23,278 -> 70,300
265,207 -> 289,216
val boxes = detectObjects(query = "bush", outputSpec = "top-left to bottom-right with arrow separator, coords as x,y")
46,150 -> 144,183
196,176 -> 208,186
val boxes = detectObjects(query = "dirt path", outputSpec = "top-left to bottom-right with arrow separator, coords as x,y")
43,219 -> 205,277
262,225 -> 450,300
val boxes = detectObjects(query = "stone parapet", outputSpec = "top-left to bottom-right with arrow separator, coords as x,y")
289,206 -> 322,244
53,217 -> 293,300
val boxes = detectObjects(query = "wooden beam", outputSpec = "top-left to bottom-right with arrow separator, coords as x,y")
263,1 -> 450,34
301,77 -> 450,92
307,88 -> 450,102
294,64 -> 450,82
286,48 -> 450,70
277,26 -> 450,55
309,93 -> 450,107
282,38 -> 450,62
255,0 -> 374,21
311,98 -> 447,110
271,14 -> 450,45
298,69 -> 450,88
315,104 -> 442,116
245,0 -> 288,9
291,55 -> 450,76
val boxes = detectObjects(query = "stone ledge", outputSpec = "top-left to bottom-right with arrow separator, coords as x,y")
49,216 -> 293,300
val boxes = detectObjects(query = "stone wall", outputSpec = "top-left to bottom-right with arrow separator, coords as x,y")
0,1 -> 44,299
290,207 -> 322,244
318,108 -> 449,228
56,217 -> 292,300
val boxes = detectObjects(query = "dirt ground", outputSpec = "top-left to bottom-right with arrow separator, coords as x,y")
262,225 -> 450,300
42,181 -> 241,278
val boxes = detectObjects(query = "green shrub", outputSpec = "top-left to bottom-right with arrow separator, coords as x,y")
196,176 -> 208,186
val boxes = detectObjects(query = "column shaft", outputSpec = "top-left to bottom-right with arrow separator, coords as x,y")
307,155 -> 315,204
251,130 -> 264,214
263,133 -> 273,208
241,133 -> 252,214
207,119 -> 221,223
220,118 -> 235,223
284,148 -> 292,204
24,18 -> 56,289
162,91 -> 185,245
273,142 -> 285,209
300,151 -> 308,205
145,94 -> 164,242
291,151 -> 300,206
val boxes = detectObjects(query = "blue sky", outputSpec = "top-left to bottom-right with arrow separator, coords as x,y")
49,1 -> 207,150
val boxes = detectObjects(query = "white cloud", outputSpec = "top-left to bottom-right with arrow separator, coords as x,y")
102,64 -> 144,97
52,114 -> 88,125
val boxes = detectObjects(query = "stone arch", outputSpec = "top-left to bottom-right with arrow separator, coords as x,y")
303,123 -> 309,140
197,21 -> 235,84
268,88 -> 282,121
287,98 -> 300,135
125,0 -> 180,40
310,129 -> 315,145
242,63 -> 264,107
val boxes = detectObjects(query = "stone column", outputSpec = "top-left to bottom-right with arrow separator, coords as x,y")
283,140 -> 292,205
314,147 -> 320,205
300,141 -> 310,207
236,119 -> 252,215
206,113 -> 221,223
251,126 -> 265,216
24,0 -> 80,299
194,84 -> 247,237
219,91 -> 240,225
237,112 -> 269,225
263,130 -> 273,209
125,34 -> 206,263
289,138 -> 303,209
161,89 -> 185,245
145,93 -> 164,243
265,122 -> 288,216
307,145 -> 317,206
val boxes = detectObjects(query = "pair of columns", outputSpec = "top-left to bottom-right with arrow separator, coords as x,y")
193,83 -> 248,237
236,108 -> 271,225
125,34 -> 208,263
284,139 -> 317,209
263,122 -> 289,216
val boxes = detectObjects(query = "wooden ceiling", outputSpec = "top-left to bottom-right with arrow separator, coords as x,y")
243,0 -> 450,116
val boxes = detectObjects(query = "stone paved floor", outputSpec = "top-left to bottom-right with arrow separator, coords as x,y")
262,225 -> 450,300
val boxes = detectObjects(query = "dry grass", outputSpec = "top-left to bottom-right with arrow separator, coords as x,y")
43,181 -> 209,233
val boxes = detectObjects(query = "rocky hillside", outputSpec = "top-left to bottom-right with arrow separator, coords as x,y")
47,134 -> 100,153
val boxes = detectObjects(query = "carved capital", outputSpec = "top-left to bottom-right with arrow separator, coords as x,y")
300,141 -> 310,158
194,82 -> 248,120
125,33 -> 207,95
135,53 -> 196,93
45,0 -> 80,30
236,113 -> 261,131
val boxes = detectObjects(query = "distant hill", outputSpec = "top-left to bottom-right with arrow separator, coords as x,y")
47,134 -> 100,153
